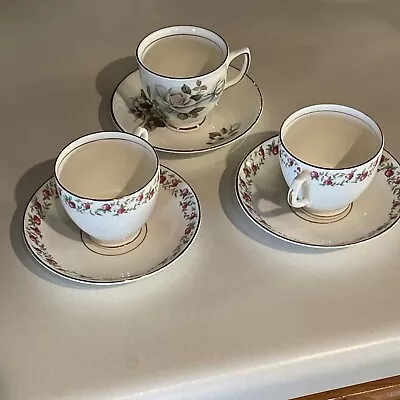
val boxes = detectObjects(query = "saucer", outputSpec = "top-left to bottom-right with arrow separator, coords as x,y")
23,165 -> 201,285
111,66 -> 263,154
236,136 -> 400,248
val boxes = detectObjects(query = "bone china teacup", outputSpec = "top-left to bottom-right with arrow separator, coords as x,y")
136,25 -> 251,131
279,104 -> 384,216
55,128 -> 159,247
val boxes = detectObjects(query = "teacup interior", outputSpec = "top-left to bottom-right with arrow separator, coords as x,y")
281,111 -> 382,168
57,138 -> 157,199
141,34 -> 226,78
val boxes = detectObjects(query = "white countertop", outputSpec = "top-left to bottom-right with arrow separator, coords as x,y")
1,1 -> 400,399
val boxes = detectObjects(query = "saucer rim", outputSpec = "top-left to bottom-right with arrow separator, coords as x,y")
235,135 -> 400,249
110,66 -> 263,154
22,165 -> 202,286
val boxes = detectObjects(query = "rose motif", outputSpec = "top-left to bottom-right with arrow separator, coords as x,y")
385,169 -> 394,177
180,188 -> 189,198
155,85 -> 196,112
169,90 -> 195,108
243,192 -> 252,203
102,204 -> 111,211
272,145 -> 279,155
346,171 -> 355,180
83,203 -> 91,209
33,215 -> 41,225
159,175 -> 166,184
137,193 -> 144,202
310,171 -> 319,179
117,207 -> 126,215
185,227 -> 192,235
359,171 -> 368,181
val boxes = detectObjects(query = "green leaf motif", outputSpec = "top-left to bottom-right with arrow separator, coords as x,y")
146,85 -> 151,98
190,107 -> 205,114
200,85 -> 207,90
196,80 -> 202,86
209,132 -> 221,139
177,113 -> 189,120
181,84 -> 191,94
190,94 -> 203,101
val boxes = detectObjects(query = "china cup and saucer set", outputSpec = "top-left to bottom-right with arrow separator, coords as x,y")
23,26 -> 400,285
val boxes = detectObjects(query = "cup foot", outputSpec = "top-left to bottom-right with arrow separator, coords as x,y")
81,225 -> 147,256
291,203 -> 353,224
166,117 -> 206,132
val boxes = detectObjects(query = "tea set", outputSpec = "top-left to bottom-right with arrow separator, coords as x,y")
23,25 -> 400,285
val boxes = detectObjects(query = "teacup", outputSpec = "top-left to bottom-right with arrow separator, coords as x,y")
279,104 -> 384,216
136,25 -> 251,131
54,128 -> 159,247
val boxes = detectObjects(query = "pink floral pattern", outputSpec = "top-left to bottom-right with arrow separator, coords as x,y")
238,139 -> 280,231
59,174 -> 159,216
147,169 -> 199,272
23,167 -> 200,283
279,145 -> 380,186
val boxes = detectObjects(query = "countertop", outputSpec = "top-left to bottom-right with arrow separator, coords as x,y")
1,1 -> 400,399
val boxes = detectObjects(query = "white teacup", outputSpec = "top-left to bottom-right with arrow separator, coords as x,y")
55,128 -> 159,247
279,104 -> 384,216
136,25 -> 251,131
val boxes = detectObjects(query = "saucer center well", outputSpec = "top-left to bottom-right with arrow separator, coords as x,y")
81,225 -> 148,256
291,203 -> 353,224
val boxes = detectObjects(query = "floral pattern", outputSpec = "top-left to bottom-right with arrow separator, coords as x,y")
130,89 -> 166,131
24,180 -> 100,280
206,123 -> 241,145
279,145 -> 380,187
59,175 -> 159,217
152,78 -> 225,121
238,138 -> 280,231
237,136 -> 400,247
130,90 -> 242,147
23,167 -> 200,284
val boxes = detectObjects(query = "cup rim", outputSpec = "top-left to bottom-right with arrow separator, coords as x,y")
136,25 -> 230,80
279,104 -> 384,171
54,131 -> 160,202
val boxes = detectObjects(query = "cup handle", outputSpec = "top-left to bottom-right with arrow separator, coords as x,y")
225,47 -> 251,89
287,171 -> 312,208
132,127 -> 149,141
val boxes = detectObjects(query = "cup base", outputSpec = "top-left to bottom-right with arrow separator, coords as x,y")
292,204 -> 353,224
81,225 -> 147,256
166,117 -> 206,132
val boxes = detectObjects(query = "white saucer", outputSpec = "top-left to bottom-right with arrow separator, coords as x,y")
236,136 -> 400,248
111,67 -> 263,154
23,165 -> 201,285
